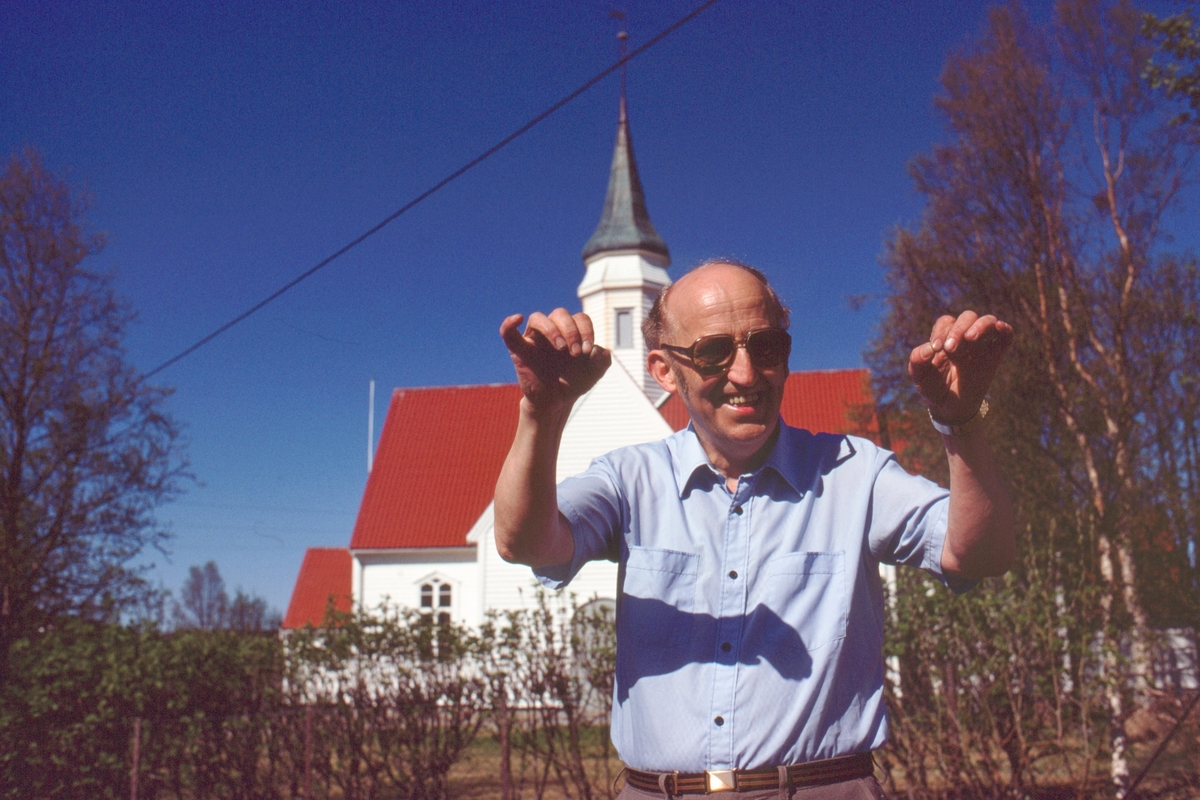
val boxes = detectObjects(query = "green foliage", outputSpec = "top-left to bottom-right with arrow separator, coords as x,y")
0,617 -> 285,799
0,586 -> 620,799
1145,1 -> 1200,124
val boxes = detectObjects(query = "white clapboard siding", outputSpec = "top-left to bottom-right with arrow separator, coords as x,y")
477,360 -> 675,618
353,361 -> 676,628
356,547 -> 481,623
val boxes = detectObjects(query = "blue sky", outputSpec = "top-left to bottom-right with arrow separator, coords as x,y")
0,0 -> 1113,614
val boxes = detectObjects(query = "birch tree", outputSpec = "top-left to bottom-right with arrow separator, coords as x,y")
867,2 -> 1199,794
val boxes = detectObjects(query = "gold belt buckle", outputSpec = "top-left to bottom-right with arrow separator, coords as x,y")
705,769 -> 737,792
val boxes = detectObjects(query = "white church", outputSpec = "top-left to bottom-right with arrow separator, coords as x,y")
282,99 -> 878,631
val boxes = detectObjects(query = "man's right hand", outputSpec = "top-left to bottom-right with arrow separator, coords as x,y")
500,310 -> 611,413
495,309 -> 604,568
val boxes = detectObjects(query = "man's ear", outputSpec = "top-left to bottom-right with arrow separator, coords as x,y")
647,350 -> 678,394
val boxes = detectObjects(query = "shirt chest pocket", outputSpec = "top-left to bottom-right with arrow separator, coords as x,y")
766,551 -> 847,652
621,547 -> 699,648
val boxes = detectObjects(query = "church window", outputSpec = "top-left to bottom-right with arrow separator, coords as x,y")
419,578 -> 453,621
416,578 -> 455,660
615,308 -> 633,349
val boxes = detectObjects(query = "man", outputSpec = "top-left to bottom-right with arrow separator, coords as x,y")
495,261 -> 1014,798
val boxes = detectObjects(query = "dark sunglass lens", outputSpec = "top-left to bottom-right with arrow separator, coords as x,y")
691,335 -> 736,369
747,330 -> 791,366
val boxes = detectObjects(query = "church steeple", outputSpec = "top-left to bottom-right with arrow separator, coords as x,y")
577,98 -> 671,404
581,98 -> 670,264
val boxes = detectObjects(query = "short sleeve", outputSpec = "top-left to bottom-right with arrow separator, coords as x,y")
867,453 -> 976,594
533,456 -> 624,589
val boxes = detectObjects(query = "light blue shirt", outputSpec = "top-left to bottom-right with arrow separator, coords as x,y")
536,422 -> 969,773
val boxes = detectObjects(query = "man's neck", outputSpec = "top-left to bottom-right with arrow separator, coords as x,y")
702,423 -> 782,492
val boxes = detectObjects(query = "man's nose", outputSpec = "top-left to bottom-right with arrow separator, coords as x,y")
724,344 -> 758,385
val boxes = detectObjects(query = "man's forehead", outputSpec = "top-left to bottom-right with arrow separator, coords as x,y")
665,264 -> 772,328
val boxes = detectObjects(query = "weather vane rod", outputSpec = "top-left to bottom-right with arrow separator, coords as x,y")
611,9 -> 628,106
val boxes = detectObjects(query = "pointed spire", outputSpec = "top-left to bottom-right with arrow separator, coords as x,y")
581,98 -> 670,264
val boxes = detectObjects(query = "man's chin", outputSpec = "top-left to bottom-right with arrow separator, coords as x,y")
718,415 -> 780,447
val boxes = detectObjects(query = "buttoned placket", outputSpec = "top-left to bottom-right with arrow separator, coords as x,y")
707,473 -> 755,769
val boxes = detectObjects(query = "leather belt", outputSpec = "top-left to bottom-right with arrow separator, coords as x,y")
624,751 -> 874,795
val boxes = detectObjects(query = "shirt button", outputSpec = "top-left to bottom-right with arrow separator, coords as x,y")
721,642 -> 732,652
733,505 -> 744,515
714,716 -> 725,726
728,570 -> 738,580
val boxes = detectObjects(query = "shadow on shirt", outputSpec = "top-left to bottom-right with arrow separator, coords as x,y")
615,595 -> 818,704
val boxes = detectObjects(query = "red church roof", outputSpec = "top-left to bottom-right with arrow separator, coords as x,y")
349,384 -> 525,551
284,370 -> 877,612
349,371 -> 875,552
282,547 -> 352,629
658,369 -> 877,436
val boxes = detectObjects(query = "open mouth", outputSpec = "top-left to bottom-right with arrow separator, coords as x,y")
723,391 -> 763,408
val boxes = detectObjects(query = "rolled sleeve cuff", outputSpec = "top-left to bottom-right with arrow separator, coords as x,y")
923,501 -> 978,595
531,495 -> 588,590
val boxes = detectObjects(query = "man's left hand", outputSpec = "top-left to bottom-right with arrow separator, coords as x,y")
908,311 -> 1013,425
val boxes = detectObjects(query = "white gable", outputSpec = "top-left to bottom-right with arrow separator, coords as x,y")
358,358 -> 674,627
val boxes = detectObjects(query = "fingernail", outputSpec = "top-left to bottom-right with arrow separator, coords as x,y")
555,337 -> 567,350
582,340 -> 593,354
570,342 -> 581,356
945,337 -> 956,351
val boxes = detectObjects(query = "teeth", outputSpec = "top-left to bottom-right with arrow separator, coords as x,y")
726,392 -> 761,407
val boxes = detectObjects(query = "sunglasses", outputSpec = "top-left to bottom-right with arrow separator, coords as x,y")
659,328 -> 792,376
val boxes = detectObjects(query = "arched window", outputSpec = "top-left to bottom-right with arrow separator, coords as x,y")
418,577 -> 453,622
415,577 -> 456,660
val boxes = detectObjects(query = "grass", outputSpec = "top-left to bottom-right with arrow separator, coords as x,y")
448,730 -> 626,799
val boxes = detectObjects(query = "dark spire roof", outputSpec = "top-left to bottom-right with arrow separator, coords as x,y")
581,98 -> 670,263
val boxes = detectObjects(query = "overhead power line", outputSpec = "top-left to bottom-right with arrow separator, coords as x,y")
145,0 -> 719,379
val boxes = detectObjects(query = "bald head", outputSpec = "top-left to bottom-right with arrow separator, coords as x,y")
642,260 -> 790,350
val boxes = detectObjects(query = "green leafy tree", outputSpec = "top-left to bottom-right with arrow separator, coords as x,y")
0,151 -> 186,679
0,618 -> 286,800
1145,0 -> 1200,125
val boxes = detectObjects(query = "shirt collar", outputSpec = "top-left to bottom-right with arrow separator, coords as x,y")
762,422 -> 853,497
672,420 -> 855,499
673,424 -> 717,498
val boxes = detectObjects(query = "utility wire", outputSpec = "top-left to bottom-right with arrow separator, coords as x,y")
145,0 -> 719,379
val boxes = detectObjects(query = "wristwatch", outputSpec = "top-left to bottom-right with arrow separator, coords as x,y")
928,399 -> 989,436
